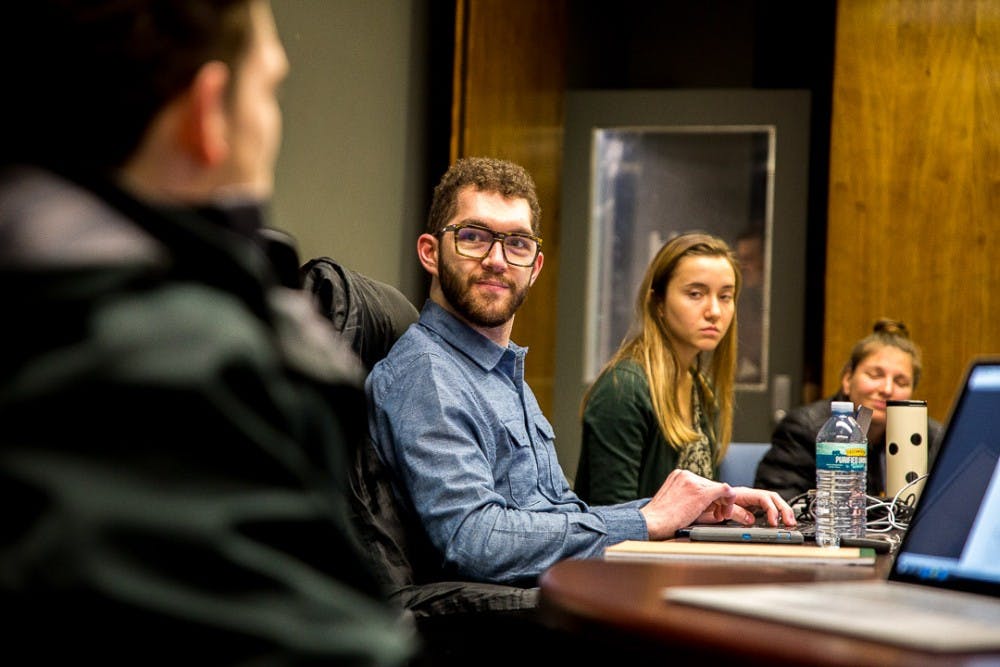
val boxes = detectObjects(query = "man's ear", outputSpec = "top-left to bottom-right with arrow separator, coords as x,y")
528,251 -> 544,286
417,233 -> 439,277
180,61 -> 231,166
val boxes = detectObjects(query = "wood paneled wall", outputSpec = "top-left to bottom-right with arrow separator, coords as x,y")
826,0 -> 1000,422
451,0 -> 567,415
451,0 -> 999,424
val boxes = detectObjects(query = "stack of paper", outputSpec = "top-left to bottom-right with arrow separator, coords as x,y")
605,540 -> 876,566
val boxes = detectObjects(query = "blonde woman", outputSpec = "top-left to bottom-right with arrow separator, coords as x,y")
754,318 -> 945,501
575,232 -> 741,505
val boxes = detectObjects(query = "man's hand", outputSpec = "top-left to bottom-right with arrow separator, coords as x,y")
731,486 -> 797,528
639,469 -> 796,540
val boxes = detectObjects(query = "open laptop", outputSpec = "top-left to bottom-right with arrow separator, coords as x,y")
664,357 -> 1000,652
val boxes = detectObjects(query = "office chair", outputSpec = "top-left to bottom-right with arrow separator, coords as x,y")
301,256 -> 544,666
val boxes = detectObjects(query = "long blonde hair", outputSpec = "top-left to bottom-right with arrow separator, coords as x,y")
585,232 -> 741,463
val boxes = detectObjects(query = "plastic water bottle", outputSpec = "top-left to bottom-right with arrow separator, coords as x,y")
814,401 -> 868,547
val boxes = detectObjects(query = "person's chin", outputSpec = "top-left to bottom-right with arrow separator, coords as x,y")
696,338 -> 721,351
868,405 -> 887,424
462,296 -> 512,326
469,288 -> 505,308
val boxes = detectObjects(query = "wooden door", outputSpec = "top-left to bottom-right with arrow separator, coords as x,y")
826,0 -> 1000,422
450,0 -> 568,417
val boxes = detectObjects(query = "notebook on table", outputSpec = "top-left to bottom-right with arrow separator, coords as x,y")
664,357 -> 1000,652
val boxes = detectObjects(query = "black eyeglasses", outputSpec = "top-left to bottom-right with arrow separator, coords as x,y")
438,223 -> 542,267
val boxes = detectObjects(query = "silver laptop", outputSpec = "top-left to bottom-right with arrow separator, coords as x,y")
665,357 -> 1000,652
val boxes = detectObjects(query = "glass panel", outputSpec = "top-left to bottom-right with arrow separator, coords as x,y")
585,125 -> 774,390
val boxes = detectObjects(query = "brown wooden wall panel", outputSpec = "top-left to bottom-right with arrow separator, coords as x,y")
452,0 -> 568,415
826,0 -> 1000,422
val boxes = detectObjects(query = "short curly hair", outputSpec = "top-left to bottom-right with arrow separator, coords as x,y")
426,157 -> 542,236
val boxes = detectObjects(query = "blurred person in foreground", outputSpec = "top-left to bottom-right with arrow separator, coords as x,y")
0,1 -> 412,663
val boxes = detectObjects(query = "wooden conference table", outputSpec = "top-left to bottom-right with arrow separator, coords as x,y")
538,548 -> 999,666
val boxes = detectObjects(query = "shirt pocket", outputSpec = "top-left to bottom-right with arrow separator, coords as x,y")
531,416 -> 564,494
502,418 -> 543,507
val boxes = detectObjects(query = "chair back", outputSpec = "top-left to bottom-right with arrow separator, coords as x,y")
301,256 -> 538,617
719,442 -> 771,488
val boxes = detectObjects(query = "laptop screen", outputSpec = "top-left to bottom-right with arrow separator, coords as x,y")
890,359 -> 1000,597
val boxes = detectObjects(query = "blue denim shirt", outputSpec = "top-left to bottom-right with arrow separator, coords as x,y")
366,300 -> 649,584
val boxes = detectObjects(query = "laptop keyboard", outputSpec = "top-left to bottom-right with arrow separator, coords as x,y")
832,581 -> 1000,622
731,581 -> 1000,630
666,580 -> 1000,650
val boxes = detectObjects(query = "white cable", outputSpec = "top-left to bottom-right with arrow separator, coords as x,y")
800,473 -> 930,533
865,473 -> 930,532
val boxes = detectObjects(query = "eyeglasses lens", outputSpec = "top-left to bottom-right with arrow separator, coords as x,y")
454,227 -> 537,266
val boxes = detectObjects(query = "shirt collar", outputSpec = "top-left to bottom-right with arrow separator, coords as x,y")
419,299 -> 526,373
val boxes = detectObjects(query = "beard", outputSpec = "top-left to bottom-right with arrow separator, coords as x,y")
438,256 -> 531,329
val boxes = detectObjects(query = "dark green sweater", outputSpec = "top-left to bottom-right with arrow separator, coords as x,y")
0,166 -> 413,664
575,359 -> 718,505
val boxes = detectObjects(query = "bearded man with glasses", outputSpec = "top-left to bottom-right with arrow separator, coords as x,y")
434,219 -> 542,329
366,157 -> 795,588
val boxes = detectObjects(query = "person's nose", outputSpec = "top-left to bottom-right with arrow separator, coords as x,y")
481,239 -> 508,270
879,376 -> 894,395
705,297 -> 722,321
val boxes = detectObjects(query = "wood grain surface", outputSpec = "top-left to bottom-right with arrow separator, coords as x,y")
451,0 -> 567,416
826,0 -> 1000,421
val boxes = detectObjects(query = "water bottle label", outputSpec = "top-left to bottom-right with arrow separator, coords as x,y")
816,442 -> 867,472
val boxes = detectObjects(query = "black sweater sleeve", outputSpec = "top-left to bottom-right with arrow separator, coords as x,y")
754,402 -> 827,501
